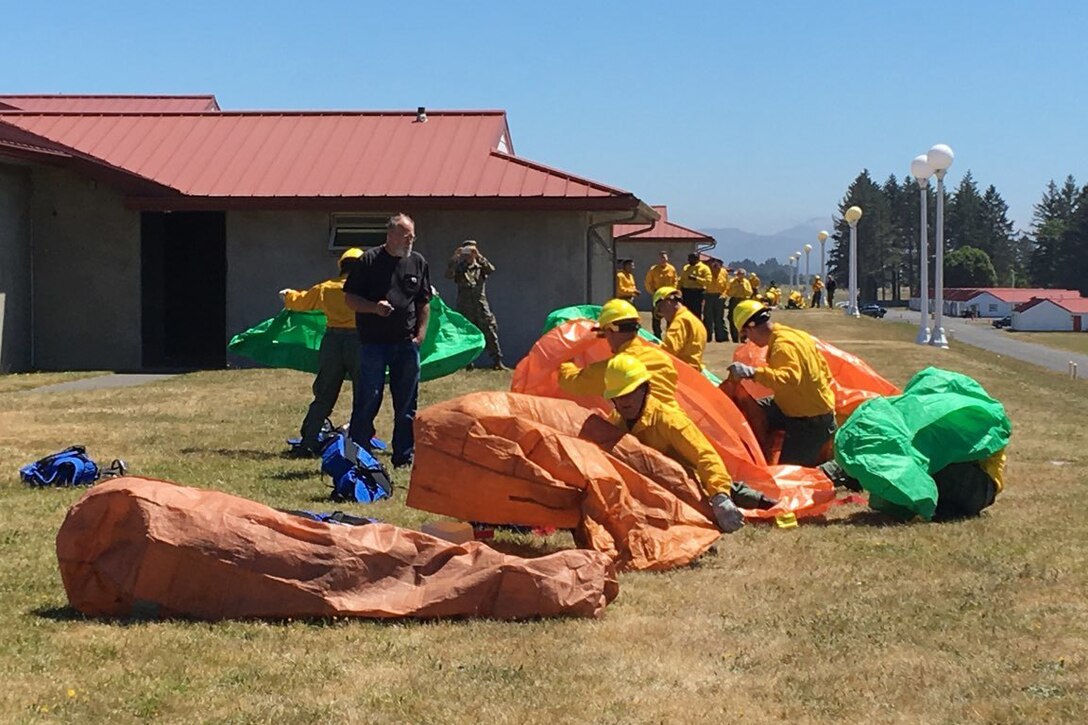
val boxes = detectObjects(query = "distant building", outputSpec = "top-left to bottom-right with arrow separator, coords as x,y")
0,95 -> 655,371
910,288 -> 1082,318
1012,297 -> 1088,332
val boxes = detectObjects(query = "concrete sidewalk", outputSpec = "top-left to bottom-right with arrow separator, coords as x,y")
884,310 -> 1088,379
20,374 -> 177,395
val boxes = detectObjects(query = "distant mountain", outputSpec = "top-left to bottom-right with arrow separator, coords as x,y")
702,217 -> 835,267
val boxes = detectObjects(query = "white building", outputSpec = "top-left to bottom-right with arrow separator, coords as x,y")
1011,298 -> 1088,332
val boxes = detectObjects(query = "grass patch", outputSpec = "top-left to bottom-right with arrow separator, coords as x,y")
1004,330 -> 1088,357
0,310 -> 1085,722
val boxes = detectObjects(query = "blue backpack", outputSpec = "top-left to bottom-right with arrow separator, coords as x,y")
19,446 -> 125,487
320,434 -> 393,503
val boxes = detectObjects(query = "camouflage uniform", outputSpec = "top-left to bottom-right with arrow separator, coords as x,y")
446,251 -> 504,366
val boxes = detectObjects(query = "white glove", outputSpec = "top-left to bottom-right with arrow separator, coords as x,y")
278,288 -> 292,299
728,362 -> 756,380
710,493 -> 745,533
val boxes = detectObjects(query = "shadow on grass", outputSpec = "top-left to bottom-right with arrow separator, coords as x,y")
271,469 -> 321,481
180,447 -> 270,461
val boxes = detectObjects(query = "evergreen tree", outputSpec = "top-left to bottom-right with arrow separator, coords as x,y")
946,171 -> 986,251
1057,184 -> 1088,294
829,170 -> 892,302
979,185 -> 1017,284
945,246 -> 998,287
1030,176 -> 1079,286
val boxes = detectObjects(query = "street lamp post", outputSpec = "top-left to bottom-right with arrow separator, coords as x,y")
817,230 -> 829,306
795,252 -> 803,292
910,154 -> 933,345
844,205 -> 863,317
803,244 -> 812,287
927,143 -> 954,348
788,255 -> 797,288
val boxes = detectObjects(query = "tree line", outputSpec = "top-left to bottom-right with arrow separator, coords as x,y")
826,170 -> 1087,300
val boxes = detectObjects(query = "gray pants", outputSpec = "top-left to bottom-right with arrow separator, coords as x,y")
299,328 -> 359,451
702,293 -> 727,342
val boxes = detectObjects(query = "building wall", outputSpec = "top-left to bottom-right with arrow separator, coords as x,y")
226,209 -> 594,363
964,293 -> 1012,318
615,240 -> 698,311
29,166 -> 141,370
1011,302 -> 1072,331
0,162 -> 32,372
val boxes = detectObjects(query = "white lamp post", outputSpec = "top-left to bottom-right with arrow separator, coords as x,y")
795,251 -> 803,292
927,143 -> 954,348
910,154 -> 933,345
844,205 -> 863,317
803,244 -> 813,286
817,230 -> 829,306
788,255 -> 797,288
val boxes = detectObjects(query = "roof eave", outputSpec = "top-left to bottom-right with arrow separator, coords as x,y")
123,194 -> 645,213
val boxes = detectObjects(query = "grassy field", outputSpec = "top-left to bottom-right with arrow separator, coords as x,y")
1004,330 -> 1088,357
1,309 -> 1085,723
0,371 -> 108,394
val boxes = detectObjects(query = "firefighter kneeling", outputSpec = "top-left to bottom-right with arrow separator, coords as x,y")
601,354 -> 776,532
727,300 -> 836,467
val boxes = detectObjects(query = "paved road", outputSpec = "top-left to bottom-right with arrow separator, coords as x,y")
884,310 -> 1088,378
21,373 -> 176,395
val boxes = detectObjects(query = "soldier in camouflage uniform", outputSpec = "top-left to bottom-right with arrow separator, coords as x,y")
446,240 -> 508,370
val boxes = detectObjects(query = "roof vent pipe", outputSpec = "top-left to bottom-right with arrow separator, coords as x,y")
416,106 -> 428,123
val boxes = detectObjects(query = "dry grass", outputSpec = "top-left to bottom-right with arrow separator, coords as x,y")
0,311 -> 1085,724
0,371 -> 109,394
1003,330 -> 1088,357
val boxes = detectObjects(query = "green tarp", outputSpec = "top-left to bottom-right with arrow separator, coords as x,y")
541,304 -> 722,385
834,367 -> 1012,520
227,295 -> 485,382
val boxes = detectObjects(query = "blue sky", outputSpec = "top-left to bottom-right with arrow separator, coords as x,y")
5,1 -> 1086,233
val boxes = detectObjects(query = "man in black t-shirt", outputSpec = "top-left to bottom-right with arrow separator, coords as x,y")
343,213 -> 432,468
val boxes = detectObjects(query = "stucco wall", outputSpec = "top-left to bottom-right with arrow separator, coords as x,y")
0,162 -> 32,372
30,167 -> 141,370
227,209 -> 594,363
614,240 -> 698,311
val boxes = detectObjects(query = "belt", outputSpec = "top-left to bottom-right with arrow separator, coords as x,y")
325,327 -> 357,335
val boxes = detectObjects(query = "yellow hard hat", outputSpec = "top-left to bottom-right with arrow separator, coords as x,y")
652,285 -> 681,307
339,247 -> 365,265
597,299 -> 640,330
733,299 -> 770,331
603,353 -> 652,399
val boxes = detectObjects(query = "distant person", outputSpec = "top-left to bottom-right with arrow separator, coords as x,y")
726,268 -> 753,342
679,253 -> 712,319
344,213 -> 431,469
644,251 -> 678,338
811,275 -> 824,309
654,286 -> 707,371
825,276 -> 837,308
728,301 -> 836,466
615,259 -> 638,303
764,281 -> 781,308
280,248 -> 364,457
703,258 -> 729,342
748,270 -> 762,296
446,240 -> 508,370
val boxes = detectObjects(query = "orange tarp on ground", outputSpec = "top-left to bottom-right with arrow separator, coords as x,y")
57,477 -> 617,620
407,392 -> 721,571
508,319 -> 837,519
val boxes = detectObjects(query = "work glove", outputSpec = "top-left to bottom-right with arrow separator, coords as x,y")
730,481 -> 778,510
728,362 -> 756,380
710,493 -> 745,533
278,288 -> 292,299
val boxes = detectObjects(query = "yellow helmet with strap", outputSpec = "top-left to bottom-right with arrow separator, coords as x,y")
603,354 -> 651,399
597,299 -> 640,330
732,299 -> 770,331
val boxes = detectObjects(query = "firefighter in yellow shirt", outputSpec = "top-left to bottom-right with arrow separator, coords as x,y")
600,354 -> 776,532
280,248 -> 364,456
679,253 -> 713,319
727,300 -> 836,466
748,271 -> 761,296
810,275 -> 825,308
615,259 -> 638,303
703,258 -> 730,342
654,286 -> 706,371
558,299 -> 678,406
644,250 -> 678,338
726,268 -> 753,343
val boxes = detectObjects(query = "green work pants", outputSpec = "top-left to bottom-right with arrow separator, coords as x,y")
299,328 -> 359,451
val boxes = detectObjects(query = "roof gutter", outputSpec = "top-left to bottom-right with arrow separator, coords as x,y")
585,202 -> 658,302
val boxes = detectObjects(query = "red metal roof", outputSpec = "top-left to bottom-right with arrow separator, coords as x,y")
975,288 -> 1082,303
0,94 -> 220,112
1056,297 -> 1088,313
614,205 -> 712,241
0,110 -> 640,208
